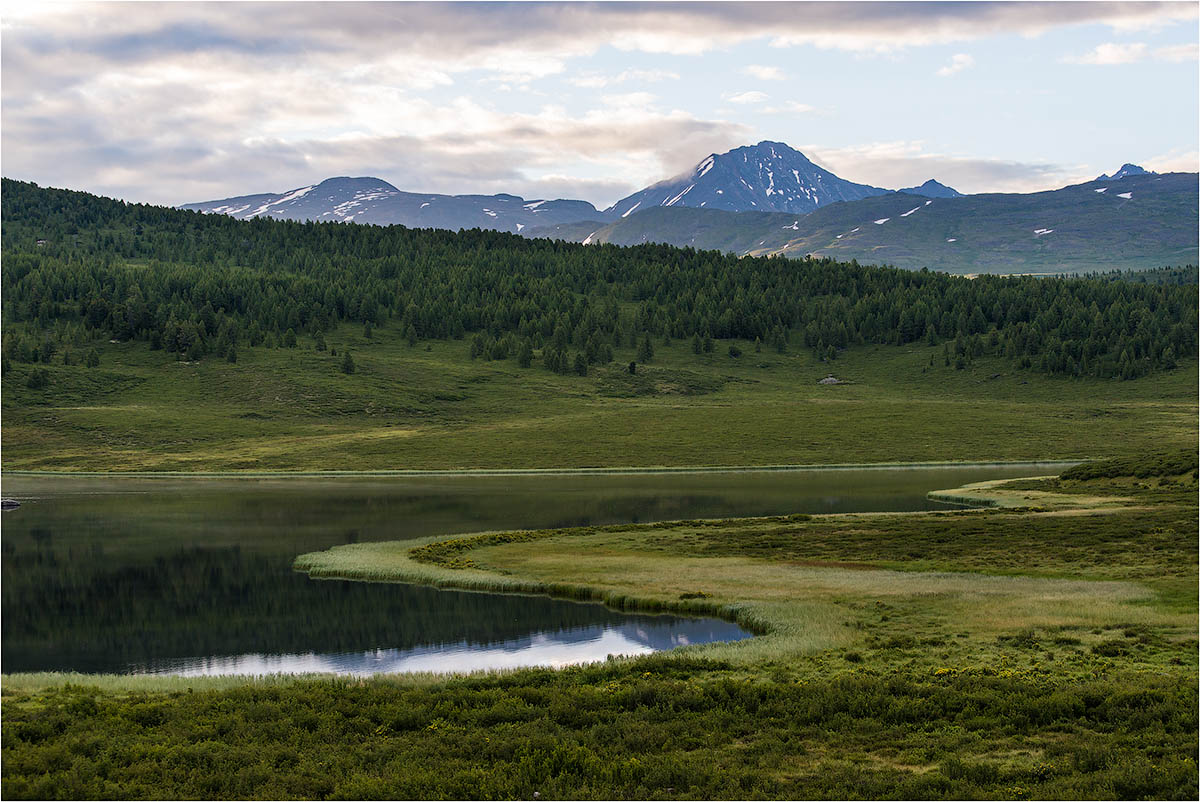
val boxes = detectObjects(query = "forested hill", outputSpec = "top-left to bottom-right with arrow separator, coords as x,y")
2,178 -> 1196,381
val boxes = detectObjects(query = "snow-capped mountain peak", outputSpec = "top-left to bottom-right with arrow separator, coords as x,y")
181,177 -> 604,232
1095,163 -> 1154,182
604,140 -> 889,218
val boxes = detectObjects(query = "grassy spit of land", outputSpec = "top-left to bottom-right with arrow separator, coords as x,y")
3,456 -> 1196,799
2,324 -> 1196,472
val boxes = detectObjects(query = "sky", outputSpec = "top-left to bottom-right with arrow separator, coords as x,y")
2,1 -> 1197,209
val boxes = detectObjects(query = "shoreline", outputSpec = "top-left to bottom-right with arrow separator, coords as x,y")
1,458 -> 1084,480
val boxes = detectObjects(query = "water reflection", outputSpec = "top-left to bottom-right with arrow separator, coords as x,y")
133,618 -> 750,677
1,465 -> 1059,676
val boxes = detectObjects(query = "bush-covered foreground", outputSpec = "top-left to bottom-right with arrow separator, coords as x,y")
3,660 -> 1196,800
4,458 -> 1197,799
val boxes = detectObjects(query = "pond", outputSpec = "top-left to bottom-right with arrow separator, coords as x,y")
1,464 -> 1063,676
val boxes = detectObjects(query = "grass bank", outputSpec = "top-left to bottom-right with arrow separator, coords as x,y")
2,459 -> 1083,479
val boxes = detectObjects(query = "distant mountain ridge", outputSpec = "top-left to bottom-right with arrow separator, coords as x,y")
527,172 -> 1198,275
897,179 -> 962,198
603,140 -> 891,218
179,144 -> 1192,275
180,176 -> 605,233
1096,163 -> 1154,181
182,141 -> 961,230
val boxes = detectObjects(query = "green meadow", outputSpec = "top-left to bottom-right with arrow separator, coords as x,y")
3,323 -> 1195,472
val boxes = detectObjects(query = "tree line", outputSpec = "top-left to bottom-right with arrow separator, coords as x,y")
2,178 -> 1195,381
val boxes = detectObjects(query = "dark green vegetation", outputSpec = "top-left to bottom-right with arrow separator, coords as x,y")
4,178 -> 1195,381
1060,450 -> 1199,481
5,459 -> 1197,799
1087,265 -> 1199,286
2,179 -> 1196,471
527,172 -> 1200,275
4,661 -> 1195,800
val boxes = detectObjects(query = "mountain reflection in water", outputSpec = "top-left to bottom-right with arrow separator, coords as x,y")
133,619 -> 749,677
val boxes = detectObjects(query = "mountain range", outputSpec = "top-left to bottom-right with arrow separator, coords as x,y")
179,177 -> 605,233
182,141 -> 1195,274
182,141 -> 954,232
527,171 -> 1196,274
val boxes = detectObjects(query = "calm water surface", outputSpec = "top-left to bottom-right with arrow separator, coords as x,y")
1,465 -> 1061,676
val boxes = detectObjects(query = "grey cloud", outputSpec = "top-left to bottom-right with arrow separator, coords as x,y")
8,3 -> 1196,65
3,2 -> 1193,205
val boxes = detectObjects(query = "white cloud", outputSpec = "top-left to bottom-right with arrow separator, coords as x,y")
742,64 -> 785,80
1142,148 -> 1200,173
1070,39 -> 1200,65
1154,43 -> 1200,62
569,68 -> 680,88
1066,40 -> 1199,65
725,91 -> 769,104
1065,42 -> 1149,64
762,101 -> 818,115
937,53 -> 975,77
801,140 -> 1088,194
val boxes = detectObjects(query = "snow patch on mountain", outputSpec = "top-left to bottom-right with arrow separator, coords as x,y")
603,140 -> 889,218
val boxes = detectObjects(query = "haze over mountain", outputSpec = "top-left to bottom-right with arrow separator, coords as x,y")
180,177 -> 604,234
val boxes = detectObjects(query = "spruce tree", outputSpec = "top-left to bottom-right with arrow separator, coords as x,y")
637,334 -> 654,363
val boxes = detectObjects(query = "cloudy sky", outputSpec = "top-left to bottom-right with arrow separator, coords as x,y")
2,1 -> 1197,208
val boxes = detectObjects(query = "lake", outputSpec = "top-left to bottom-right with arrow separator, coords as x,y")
1,464 -> 1063,676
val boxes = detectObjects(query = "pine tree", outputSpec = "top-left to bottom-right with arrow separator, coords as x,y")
637,334 -> 654,363
85,348 -> 100,368
26,368 -> 49,388
340,351 -> 355,374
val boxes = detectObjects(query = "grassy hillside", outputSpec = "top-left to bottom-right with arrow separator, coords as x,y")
529,173 -> 1199,274
3,321 -> 1195,471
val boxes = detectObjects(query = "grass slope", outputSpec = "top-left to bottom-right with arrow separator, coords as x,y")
3,323 -> 1196,472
